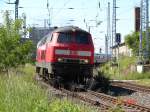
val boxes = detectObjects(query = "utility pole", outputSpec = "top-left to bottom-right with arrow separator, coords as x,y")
105,35 -> 108,61
139,0 -> 149,62
139,0 -> 143,62
15,0 -> 19,19
47,0 -> 51,28
88,26 -> 91,33
112,0 -> 117,60
146,0 -> 149,59
22,13 -> 26,38
112,0 -> 120,76
107,2 -> 111,58
44,19 -> 47,28
7,0 -> 19,20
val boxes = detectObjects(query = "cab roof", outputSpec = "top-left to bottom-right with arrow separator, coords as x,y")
53,26 -> 90,34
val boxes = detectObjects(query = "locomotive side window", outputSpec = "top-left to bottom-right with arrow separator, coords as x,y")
37,36 -> 47,47
46,33 -> 53,42
50,34 -> 54,41
57,33 -> 73,43
43,36 -> 47,43
75,32 -> 89,44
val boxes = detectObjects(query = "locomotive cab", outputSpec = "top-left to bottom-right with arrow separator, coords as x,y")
36,26 -> 94,85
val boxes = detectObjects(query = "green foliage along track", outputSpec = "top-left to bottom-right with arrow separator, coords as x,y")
0,64 -> 98,112
0,11 -> 33,73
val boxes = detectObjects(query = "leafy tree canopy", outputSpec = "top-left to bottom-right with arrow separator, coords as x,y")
125,31 -> 147,56
0,11 -> 33,72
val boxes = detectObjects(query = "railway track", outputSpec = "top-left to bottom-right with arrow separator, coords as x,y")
36,75 -> 150,112
36,75 -> 110,111
88,90 -> 150,112
61,88 -> 111,111
111,81 -> 150,93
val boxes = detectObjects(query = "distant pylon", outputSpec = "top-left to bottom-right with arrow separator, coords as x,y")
112,0 -> 117,58
15,0 -> 19,19
22,13 -> 26,38
145,0 -> 149,59
107,2 -> 111,55
139,0 -> 149,60
7,0 -> 19,20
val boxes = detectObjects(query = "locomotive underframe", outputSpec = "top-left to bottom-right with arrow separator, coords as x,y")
36,62 -> 93,84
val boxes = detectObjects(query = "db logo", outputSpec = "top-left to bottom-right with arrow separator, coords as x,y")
70,50 -> 77,55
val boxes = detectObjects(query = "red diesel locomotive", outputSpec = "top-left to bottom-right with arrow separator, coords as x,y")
36,26 -> 94,85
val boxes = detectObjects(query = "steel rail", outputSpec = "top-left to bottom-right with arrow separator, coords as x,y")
88,90 -> 150,112
60,88 -> 111,111
111,81 -> 150,93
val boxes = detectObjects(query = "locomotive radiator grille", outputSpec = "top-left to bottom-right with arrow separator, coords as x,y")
65,59 -> 80,63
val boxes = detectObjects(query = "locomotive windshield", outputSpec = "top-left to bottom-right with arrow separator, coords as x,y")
75,32 -> 89,44
57,32 -> 90,44
57,33 -> 73,43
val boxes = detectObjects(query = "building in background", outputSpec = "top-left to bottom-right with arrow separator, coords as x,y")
29,27 -> 55,47
112,43 -> 132,57
28,27 -> 55,59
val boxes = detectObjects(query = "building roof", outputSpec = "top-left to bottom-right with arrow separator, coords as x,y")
111,42 -> 125,49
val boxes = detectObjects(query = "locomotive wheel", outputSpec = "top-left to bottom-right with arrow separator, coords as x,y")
53,79 -> 59,88
52,76 -> 64,88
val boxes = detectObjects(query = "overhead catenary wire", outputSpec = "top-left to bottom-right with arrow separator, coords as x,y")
19,0 -> 140,41
52,0 -> 73,19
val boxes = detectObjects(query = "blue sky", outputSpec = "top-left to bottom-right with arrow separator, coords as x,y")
0,0 -> 142,53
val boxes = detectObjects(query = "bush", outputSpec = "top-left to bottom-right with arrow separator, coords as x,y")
0,11 -> 33,73
0,74 -> 50,112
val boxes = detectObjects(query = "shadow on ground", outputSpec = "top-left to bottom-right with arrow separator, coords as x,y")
89,70 -> 135,96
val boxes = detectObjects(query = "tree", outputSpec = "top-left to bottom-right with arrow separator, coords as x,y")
125,31 -> 146,56
0,11 -> 33,73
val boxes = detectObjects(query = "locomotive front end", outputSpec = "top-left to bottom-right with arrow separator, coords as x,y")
36,26 -> 94,85
51,27 -> 94,84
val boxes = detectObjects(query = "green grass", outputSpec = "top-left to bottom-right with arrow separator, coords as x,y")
49,99 -> 99,112
100,56 -> 150,80
119,56 -> 136,71
135,79 -> 150,87
0,72 -> 50,112
0,64 -> 98,112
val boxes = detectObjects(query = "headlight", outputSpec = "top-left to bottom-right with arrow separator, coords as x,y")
57,58 -> 63,62
84,59 -> 89,63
